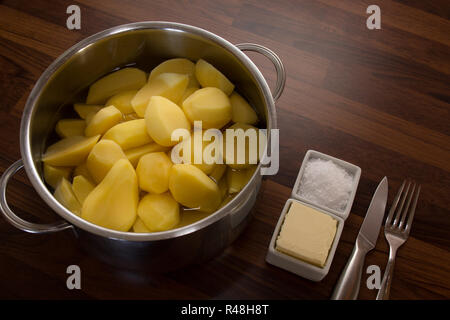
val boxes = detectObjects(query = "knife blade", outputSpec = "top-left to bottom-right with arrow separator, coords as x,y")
331,176 -> 388,300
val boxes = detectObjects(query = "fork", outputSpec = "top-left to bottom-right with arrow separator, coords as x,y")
376,180 -> 421,300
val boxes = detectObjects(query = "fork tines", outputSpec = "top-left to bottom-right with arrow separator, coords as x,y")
385,179 -> 421,234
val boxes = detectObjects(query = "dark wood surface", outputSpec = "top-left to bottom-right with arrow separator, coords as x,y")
0,0 -> 449,300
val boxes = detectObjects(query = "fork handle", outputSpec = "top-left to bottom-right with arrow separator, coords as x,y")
376,248 -> 397,300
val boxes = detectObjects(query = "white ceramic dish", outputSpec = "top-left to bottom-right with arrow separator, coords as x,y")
266,150 -> 361,281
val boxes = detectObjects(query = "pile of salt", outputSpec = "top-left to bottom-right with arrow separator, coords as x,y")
298,158 -> 354,212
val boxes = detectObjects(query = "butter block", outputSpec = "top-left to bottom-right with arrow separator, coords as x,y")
276,201 -> 337,267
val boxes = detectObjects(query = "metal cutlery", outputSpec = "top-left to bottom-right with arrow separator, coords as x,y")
376,180 -> 421,300
331,177 -> 388,300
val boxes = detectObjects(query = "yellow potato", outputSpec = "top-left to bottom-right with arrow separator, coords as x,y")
82,159 -> 139,232
42,135 -> 100,166
149,58 -> 199,88
105,89 -> 138,114
53,177 -> 81,216
131,73 -> 189,117
176,133 -> 216,174
223,122 -> 261,169
169,164 -> 221,212
195,59 -> 234,95
84,105 -> 122,137
72,175 -> 95,205
55,119 -> 86,138
137,193 -> 180,232
43,163 -> 72,189
230,92 -> 258,125
132,216 -> 151,233
86,140 -> 127,183
226,166 -> 256,194
209,164 -> 227,183
73,162 -> 95,184
124,143 -> 170,167
74,103 -> 102,119
86,67 -> 147,104
177,209 -> 211,228
102,119 -> 152,150
182,87 -> 232,129
137,152 -> 173,194
145,96 -> 191,146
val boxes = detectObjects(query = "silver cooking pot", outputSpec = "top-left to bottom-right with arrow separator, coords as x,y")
0,22 -> 285,270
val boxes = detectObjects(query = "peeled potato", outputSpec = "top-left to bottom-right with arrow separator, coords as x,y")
149,58 -> 199,88
230,92 -> 258,125
105,89 -> 139,114
72,175 -> 95,205
223,122 -> 261,169
175,133 -> 216,174
74,103 -> 102,119
85,105 -> 122,137
53,177 -> 81,216
55,119 -> 86,138
145,96 -> 191,146
133,216 -> 151,233
43,163 -> 72,189
195,59 -> 234,95
86,140 -> 127,183
169,164 -> 221,212
137,193 -> 180,232
131,73 -> 189,117
82,159 -> 139,232
136,152 -> 173,194
227,166 -> 256,194
74,162 -> 95,184
43,135 -> 100,166
182,87 -> 231,129
125,143 -> 170,167
86,67 -> 147,104
102,119 -> 152,150
209,164 -> 227,183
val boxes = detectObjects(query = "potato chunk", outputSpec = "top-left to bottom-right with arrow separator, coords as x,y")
124,143 -> 170,167
105,89 -> 139,114
137,152 -> 173,194
182,87 -> 232,129
131,73 -> 189,117
230,92 -> 258,125
74,103 -> 102,119
82,159 -> 139,232
86,140 -> 127,183
53,177 -> 81,216
42,135 -> 100,166
55,119 -> 86,138
169,164 -> 221,212
84,105 -> 122,137
195,59 -> 234,95
149,58 -> 199,88
145,96 -> 191,146
72,175 -> 95,205
137,193 -> 180,232
102,119 -> 152,150
43,163 -> 72,189
74,162 -> 95,184
86,67 -> 146,104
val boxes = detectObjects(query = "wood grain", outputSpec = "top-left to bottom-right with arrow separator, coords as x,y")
0,0 -> 449,299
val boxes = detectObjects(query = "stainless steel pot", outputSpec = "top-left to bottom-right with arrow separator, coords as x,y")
0,22 -> 285,270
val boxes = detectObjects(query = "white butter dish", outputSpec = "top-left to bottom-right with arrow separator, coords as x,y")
266,150 -> 361,281
266,198 -> 344,281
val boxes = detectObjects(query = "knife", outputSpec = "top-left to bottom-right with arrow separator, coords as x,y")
331,177 -> 388,300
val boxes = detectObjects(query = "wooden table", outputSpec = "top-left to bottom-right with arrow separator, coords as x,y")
0,0 -> 449,300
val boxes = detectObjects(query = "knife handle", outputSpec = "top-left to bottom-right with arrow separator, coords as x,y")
331,236 -> 372,300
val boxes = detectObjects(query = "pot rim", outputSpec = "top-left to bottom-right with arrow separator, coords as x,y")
20,21 -> 277,241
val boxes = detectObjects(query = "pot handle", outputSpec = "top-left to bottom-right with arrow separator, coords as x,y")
236,43 -> 286,101
0,159 -> 74,234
